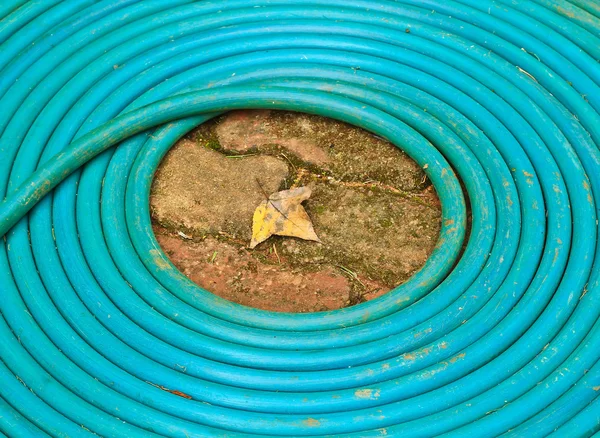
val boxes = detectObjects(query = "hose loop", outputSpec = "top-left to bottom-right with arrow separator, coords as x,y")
0,1 -> 599,436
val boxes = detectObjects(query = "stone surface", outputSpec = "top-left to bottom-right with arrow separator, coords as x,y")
154,234 -> 356,312
285,182 -> 440,288
151,139 -> 289,237
212,110 -> 426,190
151,110 -> 442,313
215,110 -> 331,166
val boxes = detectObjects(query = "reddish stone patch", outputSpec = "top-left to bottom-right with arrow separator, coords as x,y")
155,232 -> 366,313
216,110 -> 331,166
214,109 -> 272,152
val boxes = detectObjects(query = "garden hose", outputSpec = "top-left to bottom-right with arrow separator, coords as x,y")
1,0 -> 600,436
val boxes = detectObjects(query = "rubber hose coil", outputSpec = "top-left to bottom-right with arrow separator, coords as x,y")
1,0 -> 600,437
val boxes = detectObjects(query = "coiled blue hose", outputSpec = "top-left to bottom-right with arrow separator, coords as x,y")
1,0 -> 599,436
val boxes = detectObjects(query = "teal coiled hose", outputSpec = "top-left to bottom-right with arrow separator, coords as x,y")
1,0 -> 600,436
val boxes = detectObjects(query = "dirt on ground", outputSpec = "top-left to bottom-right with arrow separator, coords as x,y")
150,110 -> 441,313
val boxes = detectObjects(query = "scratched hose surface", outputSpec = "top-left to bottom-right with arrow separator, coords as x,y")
0,0 -> 600,436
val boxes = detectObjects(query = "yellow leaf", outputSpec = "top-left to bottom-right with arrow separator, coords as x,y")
250,186 -> 321,249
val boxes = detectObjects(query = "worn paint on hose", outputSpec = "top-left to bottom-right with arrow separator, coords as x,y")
0,0 -> 599,436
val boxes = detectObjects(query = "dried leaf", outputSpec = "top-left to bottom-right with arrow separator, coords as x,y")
250,186 -> 320,248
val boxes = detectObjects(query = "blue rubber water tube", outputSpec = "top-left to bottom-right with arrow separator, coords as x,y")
0,1 -> 599,436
